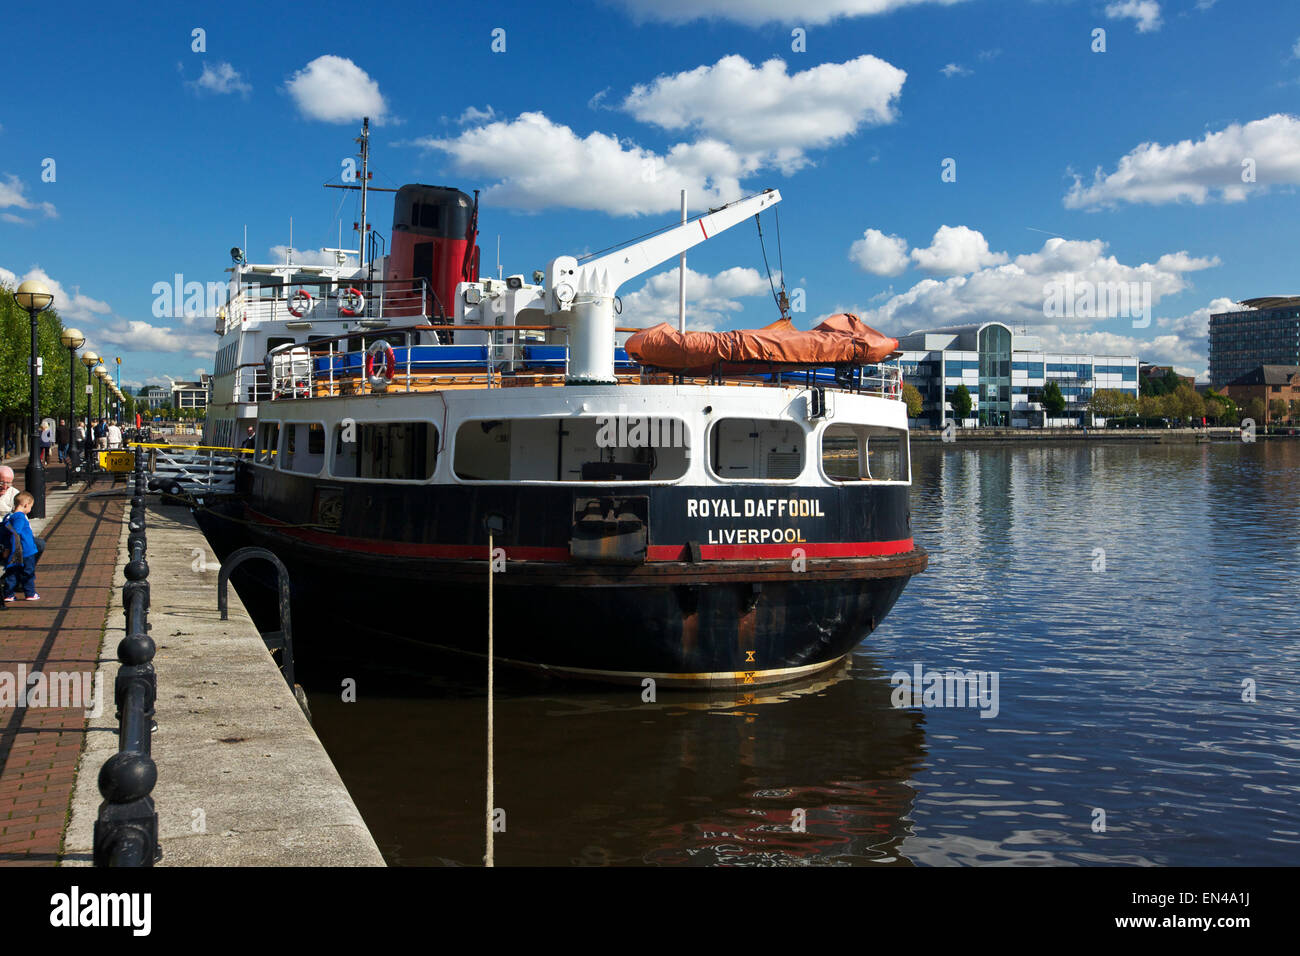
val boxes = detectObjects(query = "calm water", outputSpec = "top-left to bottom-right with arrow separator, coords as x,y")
288,440 -> 1300,866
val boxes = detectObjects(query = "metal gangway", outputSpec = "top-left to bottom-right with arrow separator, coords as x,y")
131,442 -> 248,496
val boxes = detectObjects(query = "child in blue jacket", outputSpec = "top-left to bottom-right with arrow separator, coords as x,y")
3,492 -> 40,601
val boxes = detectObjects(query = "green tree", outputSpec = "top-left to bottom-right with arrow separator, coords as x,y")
951,383 -> 972,421
1089,388 -> 1137,421
1245,397 -> 1267,426
1042,380 -> 1067,417
0,282 -> 76,452
1269,398 -> 1288,422
901,382 -> 923,419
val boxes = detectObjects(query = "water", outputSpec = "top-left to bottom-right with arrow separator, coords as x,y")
290,440 -> 1300,865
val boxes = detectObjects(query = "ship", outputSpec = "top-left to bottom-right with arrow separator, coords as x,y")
198,120 -> 927,687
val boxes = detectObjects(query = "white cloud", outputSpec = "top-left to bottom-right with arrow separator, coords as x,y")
0,174 -> 57,222
1292,37 -> 1300,59
414,112 -> 751,215
0,265 -> 110,322
977,48 -> 1002,61
193,61 -> 251,96
1105,1 -> 1162,33
610,0 -> 968,26
285,55 -> 387,124
622,54 -> 906,173
619,265 -> 772,331
457,105 -> 496,124
909,225 -> 1008,275
849,228 -> 910,276
1040,326 -> 1204,379
269,245 -> 357,267
851,234 -> 1220,338
92,320 -> 212,358
940,63 -> 972,78
1065,113 -> 1300,208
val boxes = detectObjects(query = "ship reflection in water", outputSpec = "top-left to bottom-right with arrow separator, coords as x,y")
290,639 -> 925,867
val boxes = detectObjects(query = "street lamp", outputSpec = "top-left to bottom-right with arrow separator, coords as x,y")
15,280 -> 54,518
95,364 -> 107,425
82,351 -> 99,470
60,328 -> 85,486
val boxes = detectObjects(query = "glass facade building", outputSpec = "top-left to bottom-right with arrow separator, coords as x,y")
1209,298 -> 1300,387
897,322 -> 1139,428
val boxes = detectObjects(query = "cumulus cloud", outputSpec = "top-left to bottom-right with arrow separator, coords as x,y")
269,245 -> 357,267
940,63 -> 972,77
849,228 -> 910,276
619,265 -> 773,331
609,0 -> 968,26
909,225 -> 1008,275
0,265 -> 110,322
622,55 -> 906,172
413,112 -> 751,215
0,174 -> 57,223
1065,113 -> 1300,208
849,234 -> 1219,337
1105,0 -> 1162,33
192,61 -> 251,96
93,320 -> 212,358
286,55 -> 387,124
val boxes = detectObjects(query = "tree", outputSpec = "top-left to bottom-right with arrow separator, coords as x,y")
0,282 -> 76,452
1089,388 -> 1137,421
1042,380 -> 1067,417
1172,384 -> 1204,424
951,384 -> 972,421
901,382 -> 923,419
1245,397 -> 1266,426
1269,398 -> 1288,422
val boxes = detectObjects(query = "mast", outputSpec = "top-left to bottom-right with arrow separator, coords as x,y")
357,117 -> 369,270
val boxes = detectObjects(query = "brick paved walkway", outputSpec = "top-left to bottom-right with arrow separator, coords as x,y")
0,477 -> 124,865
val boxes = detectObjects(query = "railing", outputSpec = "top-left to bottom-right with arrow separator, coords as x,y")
93,448 -> 160,866
220,277 -> 438,335
131,442 -> 246,496
243,324 -> 906,402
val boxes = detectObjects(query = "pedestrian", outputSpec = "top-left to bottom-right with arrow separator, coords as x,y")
2,492 -> 41,602
0,465 -> 15,516
242,425 -> 256,450
94,418 -> 108,450
39,422 -> 53,465
3,425 -> 15,458
107,421 -> 123,449
56,419 -> 69,463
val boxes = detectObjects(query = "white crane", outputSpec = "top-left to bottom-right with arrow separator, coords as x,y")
544,189 -> 783,383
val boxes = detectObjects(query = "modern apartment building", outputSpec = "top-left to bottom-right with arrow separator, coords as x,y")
1209,297 -> 1300,387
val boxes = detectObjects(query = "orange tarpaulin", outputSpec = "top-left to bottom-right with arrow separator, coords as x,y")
624,314 -> 899,372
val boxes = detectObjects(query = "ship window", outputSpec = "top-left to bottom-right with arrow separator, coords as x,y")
708,419 -> 805,481
453,417 -> 691,482
255,421 -> 279,465
330,421 -> 438,481
821,424 -> 909,483
281,423 -> 327,475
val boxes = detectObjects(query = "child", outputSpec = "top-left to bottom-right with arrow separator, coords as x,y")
2,492 -> 40,602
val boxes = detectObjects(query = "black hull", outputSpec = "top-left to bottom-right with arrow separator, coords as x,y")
198,507 -> 925,687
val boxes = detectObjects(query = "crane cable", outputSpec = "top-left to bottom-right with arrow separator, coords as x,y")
755,210 -> 791,321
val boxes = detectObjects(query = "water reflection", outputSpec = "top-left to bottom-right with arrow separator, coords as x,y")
227,440 -> 1300,865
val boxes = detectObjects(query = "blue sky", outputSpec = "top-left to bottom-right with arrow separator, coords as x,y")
3,0 -> 1299,385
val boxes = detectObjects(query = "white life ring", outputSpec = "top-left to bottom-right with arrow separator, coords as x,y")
366,340 -> 396,391
288,289 -> 314,318
339,287 -> 365,317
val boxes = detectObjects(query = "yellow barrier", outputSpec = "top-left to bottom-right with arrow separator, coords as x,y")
98,450 -> 137,473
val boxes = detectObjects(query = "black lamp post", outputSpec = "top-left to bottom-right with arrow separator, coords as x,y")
82,351 -> 99,472
61,328 -> 85,486
15,280 -> 54,519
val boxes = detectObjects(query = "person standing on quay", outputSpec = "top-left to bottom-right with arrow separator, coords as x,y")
107,420 -> 122,449
94,418 -> 108,451
56,419 -> 69,463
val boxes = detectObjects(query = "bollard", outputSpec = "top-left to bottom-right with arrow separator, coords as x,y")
93,445 -> 160,866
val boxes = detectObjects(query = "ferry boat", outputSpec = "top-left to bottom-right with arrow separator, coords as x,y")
199,124 -> 927,687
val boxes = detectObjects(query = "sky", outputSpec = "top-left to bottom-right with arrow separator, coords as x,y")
3,0 -> 1299,386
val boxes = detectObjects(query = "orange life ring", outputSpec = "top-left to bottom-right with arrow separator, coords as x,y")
365,340 -> 396,389
339,287 -> 365,316
288,289 -> 313,317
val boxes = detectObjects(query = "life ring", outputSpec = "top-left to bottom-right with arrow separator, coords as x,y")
365,340 -> 396,390
339,287 -> 365,317
288,289 -> 313,317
